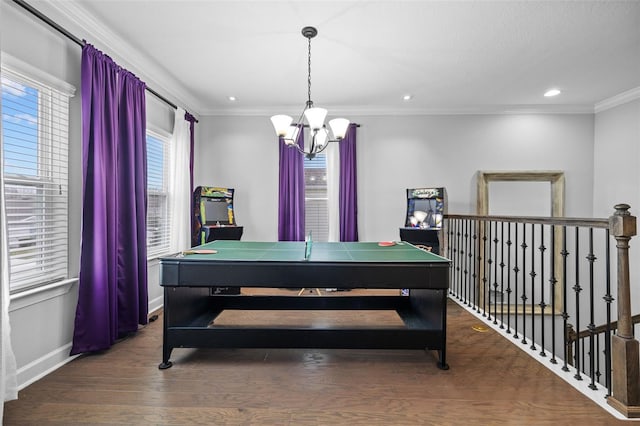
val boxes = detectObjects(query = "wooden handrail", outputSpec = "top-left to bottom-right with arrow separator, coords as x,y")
565,315 -> 640,370
567,314 -> 640,344
445,213 -> 609,229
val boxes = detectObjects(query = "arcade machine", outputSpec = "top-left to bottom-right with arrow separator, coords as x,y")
192,186 -> 243,246
192,186 -> 243,294
400,187 -> 446,255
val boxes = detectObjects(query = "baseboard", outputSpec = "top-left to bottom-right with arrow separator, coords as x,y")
148,294 -> 163,315
16,295 -> 164,391
17,343 -> 79,391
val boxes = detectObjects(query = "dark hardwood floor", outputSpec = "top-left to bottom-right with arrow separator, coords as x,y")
4,290 -> 626,425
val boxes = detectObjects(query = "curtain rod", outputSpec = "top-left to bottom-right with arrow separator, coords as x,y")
12,0 -> 197,120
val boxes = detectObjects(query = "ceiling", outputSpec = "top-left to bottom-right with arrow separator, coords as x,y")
32,0 -> 640,117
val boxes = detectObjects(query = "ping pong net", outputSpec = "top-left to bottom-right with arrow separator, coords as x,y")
304,231 -> 312,260
299,232 -> 320,295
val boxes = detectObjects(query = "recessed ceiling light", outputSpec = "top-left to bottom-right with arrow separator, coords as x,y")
544,89 -> 561,97
228,96 -> 237,101
403,94 -> 413,101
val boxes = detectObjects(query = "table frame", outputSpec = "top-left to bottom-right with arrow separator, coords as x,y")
159,243 -> 450,370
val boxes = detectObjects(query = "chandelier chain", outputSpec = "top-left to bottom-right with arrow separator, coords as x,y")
307,35 -> 312,107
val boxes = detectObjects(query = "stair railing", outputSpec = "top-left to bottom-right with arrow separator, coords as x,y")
444,204 -> 639,418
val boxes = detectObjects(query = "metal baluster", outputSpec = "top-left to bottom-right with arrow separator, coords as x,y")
499,222 -> 505,328
506,222 -> 513,334
513,222 -> 520,340
472,220 -> 479,311
550,225 -> 558,364
596,335 -> 601,386
521,223 -> 528,345
530,223 -> 537,351
462,219 -> 468,305
587,227 -> 597,390
453,219 -> 461,300
561,225 -> 571,372
478,220 -> 486,314
581,339 -> 586,376
452,219 -> 461,300
457,219 -> 462,299
467,219 -> 473,307
493,221 -> 499,325
604,229 -> 612,395
447,219 -> 458,294
485,221 -> 492,318
574,227 -> 583,381
467,219 -> 476,306
539,224 -> 547,356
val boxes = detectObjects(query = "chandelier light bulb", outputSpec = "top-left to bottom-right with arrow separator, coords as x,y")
271,115 -> 293,137
329,118 -> 350,140
286,125 -> 300,143
304,107 -> 327,131
315,128 -> 329,147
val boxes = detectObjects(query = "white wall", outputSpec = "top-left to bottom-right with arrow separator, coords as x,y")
196,113 -> 595,242
593,99 -> 640,216
593,98 -> 640,314
195,116 -> 280,241
2,0 -> 83,387
1,0 -> 173,388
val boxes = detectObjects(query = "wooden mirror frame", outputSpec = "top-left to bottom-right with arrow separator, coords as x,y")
476,170 -> 565,313
477,170 -> 564,217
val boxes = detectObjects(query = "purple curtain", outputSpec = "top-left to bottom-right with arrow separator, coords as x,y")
71,44 -> 148,355
339,123 -> 358,241
278,132 -> 305,241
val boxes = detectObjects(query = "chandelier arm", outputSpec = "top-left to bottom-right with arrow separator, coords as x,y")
293,108 -> 307,133
292,142 -> 307,157
309,129 -> 317,155
287,136 -> 338,158
313,142 -> 329,156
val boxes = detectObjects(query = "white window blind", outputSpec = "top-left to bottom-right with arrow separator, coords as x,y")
304,153 -> 329,242
146,132 -> 171,257
2,66 -> 72,292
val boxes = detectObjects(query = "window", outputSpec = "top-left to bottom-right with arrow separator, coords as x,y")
304,153 -> 328,242
2,64 -> 73,293
146,131 -> 170,257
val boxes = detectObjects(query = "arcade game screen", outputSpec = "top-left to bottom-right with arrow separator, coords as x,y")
203,198 -> 232,225
405,187 -> 445,230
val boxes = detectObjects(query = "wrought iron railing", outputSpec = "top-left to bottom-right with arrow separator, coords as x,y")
443,205 -> 639,418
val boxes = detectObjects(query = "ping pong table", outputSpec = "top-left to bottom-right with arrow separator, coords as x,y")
159,240 -> 451,369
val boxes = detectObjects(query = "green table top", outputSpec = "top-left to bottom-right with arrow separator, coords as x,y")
176,240 -> 449,263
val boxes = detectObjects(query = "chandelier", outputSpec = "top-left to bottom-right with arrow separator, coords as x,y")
270,26 -> 350,159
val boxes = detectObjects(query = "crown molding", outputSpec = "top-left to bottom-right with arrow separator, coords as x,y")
35,0 -> 203,115
594,86 -> 640,113
200,104 -> 595,117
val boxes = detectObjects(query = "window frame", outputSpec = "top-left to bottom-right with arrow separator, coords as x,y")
1,54 -> 75,294
304,153 -> 329,242
145,128 -> 172,259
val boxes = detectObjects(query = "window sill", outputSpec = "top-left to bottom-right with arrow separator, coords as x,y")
9,278 -> 78,312
148,252 -> 175,263
8,257 -> 168,312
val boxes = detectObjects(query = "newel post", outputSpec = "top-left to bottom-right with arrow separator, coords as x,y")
608,204 -> 640,418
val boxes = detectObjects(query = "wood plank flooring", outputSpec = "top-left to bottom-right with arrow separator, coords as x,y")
4,290 -> 626,425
